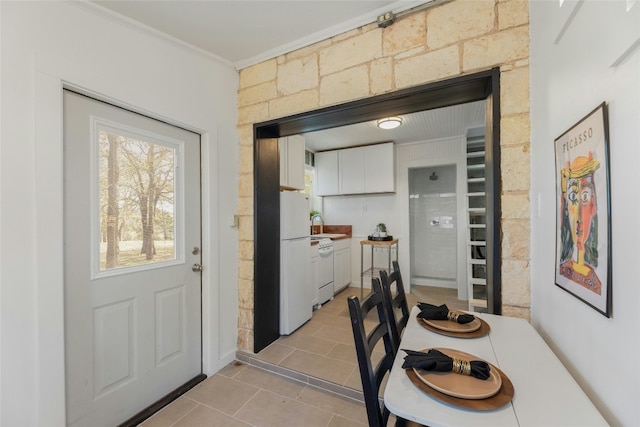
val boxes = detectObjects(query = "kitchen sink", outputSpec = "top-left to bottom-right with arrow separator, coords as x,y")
310,233 -> 347,240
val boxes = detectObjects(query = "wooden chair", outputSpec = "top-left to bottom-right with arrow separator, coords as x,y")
379,260 -> 410,353
348,279 -> 397,427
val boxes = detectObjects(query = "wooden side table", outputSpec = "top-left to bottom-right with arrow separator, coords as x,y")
359,239 -> 399,298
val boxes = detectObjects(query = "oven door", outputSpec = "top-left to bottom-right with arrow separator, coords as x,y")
317,246 -> 334,287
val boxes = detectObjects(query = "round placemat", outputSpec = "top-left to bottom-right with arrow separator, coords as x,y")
422,315 -> 482,333
405,363 -> 514,411
413,348 -> 502,399
417,316 -> 490,338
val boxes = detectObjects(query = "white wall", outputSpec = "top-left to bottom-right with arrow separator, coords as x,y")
409,165 -> 457,286
0,2 -> 239,426
323,136 -> 467,295
530,2 -> 640,425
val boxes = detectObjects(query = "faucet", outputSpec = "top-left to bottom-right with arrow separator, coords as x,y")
311,213 -> 323,235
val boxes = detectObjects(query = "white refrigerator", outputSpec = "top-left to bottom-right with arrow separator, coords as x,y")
280,191 -> 312,335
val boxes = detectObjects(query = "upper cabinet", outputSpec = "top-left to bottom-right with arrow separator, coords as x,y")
363,142 -> 395,193
338,147 -> 365,194
315,150 -> 339,195
279,135 -> 305,190
316,142 -> 395,196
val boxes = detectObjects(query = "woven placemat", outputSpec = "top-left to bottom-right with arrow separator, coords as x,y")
417,316 -> 490,338
405,364 -> 514,411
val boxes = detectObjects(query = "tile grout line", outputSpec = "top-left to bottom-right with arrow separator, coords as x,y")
236,351 -> 365,404
227,365 -> 366,426
162,398 -> 200,427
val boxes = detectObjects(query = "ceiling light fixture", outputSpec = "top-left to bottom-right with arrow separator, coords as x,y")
376,116 -> 403,130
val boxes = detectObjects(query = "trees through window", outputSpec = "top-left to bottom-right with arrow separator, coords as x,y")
98,129 -> 176,270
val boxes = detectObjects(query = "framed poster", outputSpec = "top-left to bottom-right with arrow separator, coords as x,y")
554,102 -> 611,317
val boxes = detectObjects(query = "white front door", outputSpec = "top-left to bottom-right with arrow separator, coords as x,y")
63,90 -> 202,427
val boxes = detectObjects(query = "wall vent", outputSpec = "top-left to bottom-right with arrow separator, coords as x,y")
305,150 -> 315,166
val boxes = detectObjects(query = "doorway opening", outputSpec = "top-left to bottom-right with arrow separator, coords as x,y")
409,165 -> 458,287
253,68 -> 501,353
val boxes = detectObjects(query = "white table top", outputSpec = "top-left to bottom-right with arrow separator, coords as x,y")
384,307 -> 609,427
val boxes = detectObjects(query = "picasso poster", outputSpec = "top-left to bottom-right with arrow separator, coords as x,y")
555,102 -> 611,317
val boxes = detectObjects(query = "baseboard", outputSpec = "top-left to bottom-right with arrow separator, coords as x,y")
411,278 -> 457,288
219,348 -> 237,369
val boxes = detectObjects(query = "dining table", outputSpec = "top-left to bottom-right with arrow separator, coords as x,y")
384,306 -> 609,427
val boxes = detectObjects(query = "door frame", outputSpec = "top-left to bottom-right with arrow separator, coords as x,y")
34,74 -> 217,424
399,141 -> 468,301
253,68 -> 501,352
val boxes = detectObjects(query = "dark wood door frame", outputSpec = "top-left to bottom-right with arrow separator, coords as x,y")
253,68 -> 501,352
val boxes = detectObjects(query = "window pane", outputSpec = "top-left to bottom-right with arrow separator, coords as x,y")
99,130 -> 176,271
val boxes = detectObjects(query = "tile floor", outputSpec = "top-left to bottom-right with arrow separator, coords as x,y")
142,285 -> 465,426
244,285 -> 466,393
141,361 -> 369,426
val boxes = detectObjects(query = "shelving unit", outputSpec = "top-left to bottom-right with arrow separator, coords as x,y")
466,132 -> 487,312
359,239 -> 398,299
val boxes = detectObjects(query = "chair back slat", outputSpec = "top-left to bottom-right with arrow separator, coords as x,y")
348,279 -> 397,427
378,261 -> 410,352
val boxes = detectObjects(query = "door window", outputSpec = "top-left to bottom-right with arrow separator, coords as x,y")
92,119 -> 184,278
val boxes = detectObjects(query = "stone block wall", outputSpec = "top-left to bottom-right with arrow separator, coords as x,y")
237,0 -> 531,352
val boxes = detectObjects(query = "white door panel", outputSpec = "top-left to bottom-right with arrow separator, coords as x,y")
63,90 -> 202,427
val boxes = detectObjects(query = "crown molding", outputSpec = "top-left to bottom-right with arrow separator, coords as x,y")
69,0 -> 435,71
233,1 -> 429,70
68,1 -> 235,69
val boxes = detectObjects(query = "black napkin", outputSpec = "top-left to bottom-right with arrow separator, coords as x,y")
417,302 -> 475,324
401,349 -> 491,380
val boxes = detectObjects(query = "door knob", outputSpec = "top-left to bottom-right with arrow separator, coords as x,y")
192,263 -> 203,272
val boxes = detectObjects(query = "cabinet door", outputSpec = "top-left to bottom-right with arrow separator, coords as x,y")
279,136 -> 305,190
286,135 -> 305,190
315,150 -> 339,195
342,248 -> 351,288
334,246 -> 351,290
279,137 -> 287,187
364,142 -> 394,193
339,146 -> 365,194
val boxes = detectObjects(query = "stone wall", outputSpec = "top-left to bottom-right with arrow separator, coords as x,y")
237,0 -> 531,351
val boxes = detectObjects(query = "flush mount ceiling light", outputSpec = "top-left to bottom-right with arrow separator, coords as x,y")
376,116 -> 403,130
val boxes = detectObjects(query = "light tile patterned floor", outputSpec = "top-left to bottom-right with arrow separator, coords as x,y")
251,285 -> 466,392
141,362 -> 369,426
143,285 -> 464,426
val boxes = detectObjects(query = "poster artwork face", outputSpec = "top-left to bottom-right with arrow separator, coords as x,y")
558,152 -> 601,294
554,103 -> 610,317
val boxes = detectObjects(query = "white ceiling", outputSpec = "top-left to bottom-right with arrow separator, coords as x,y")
303,101 -> 486,152
89,0 -> 427,69
86,0 -> 483,149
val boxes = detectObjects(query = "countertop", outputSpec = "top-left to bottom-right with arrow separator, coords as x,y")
309,225 -> 352,245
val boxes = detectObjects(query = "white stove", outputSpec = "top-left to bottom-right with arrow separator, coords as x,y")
316,238 -> 334,306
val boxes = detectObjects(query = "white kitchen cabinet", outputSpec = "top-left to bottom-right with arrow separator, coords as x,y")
315,150 -> 339,196
279,135 -> 305,190
315,142 -> 395,195
364,142 -> 395,193
339,147 -> 365,194
333,238 -> 351,294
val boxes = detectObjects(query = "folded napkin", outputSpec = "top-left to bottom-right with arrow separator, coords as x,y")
417,302 -> 475,324
401,349 -> 491,380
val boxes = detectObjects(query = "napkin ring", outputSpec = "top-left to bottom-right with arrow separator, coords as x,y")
447,311 -> 460,322
451,357 -> 472,376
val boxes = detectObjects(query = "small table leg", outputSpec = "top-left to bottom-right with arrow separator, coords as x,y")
370,245 -> 374,295
360,244 -> 364,299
